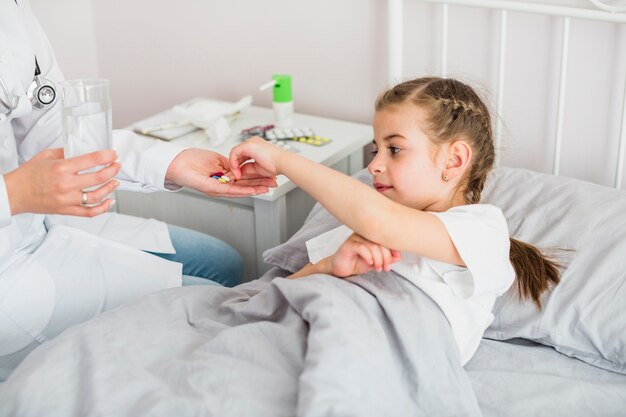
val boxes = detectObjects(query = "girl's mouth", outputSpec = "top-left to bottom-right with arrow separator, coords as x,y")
374,183 -> 393,193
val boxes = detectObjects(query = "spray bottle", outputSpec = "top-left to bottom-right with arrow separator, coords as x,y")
259,74 -> 294,127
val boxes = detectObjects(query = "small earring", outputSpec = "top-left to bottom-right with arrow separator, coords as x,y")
442,174 -> 449,182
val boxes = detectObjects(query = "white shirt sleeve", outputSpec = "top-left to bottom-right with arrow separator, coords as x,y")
305,225 -> 354,265
112,129 -> 188,192
431,204 -> 515,298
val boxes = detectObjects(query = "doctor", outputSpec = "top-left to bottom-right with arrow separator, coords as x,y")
0,0 -> 276,379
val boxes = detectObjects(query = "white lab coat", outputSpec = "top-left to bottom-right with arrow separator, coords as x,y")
0,0 -> 185,368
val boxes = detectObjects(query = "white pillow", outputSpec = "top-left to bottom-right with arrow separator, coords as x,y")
482,167 -> 626,374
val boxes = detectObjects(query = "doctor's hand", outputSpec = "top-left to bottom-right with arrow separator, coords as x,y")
325,233 -> 401,278
165,148 -> 277,197
3,148 -> 120,217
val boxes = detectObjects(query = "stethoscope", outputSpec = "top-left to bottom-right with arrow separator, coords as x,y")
0,57 -> 57,117
0,0 -> 57,117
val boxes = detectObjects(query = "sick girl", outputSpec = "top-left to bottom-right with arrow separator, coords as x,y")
229,77 -> 560,364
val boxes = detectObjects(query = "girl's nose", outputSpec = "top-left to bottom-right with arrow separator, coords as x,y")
368,158 -> 384,175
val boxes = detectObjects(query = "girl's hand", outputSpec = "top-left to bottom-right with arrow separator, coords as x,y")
328,233 -> 401,278
4,148 -> 120,217
228,136 -> 286,180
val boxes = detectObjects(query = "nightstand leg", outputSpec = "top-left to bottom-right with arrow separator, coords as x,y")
347,149 -> 364,175
254,196 -> 287,275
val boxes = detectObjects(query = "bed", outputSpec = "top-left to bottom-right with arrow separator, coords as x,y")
1,167 -> 624,417
1,1 -> 626,416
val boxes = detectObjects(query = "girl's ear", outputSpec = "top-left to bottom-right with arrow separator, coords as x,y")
443,140 -> 472,181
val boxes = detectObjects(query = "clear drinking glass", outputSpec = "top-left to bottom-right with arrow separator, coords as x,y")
61,79 -> 113,206
61,79 -> 112,164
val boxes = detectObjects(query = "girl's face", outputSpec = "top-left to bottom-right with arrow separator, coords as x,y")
369,103 -> 452,212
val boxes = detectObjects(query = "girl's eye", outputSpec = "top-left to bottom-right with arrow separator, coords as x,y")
371,146 -> 400,155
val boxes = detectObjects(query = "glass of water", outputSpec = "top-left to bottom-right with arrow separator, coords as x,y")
61,79 -> 114,205
61,79 -> 112,163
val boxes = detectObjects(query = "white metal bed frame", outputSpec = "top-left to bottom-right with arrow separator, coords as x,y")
387,0 -> 626,187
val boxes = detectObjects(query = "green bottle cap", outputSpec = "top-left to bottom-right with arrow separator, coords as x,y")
272,74 -> 292,103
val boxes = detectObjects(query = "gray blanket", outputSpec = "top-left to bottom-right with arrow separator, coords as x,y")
0,269 -> 480,417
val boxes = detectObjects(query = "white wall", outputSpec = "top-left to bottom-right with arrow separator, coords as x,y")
31,0 -> 626,187
32,0 -> 387,130
30,0 -> 99,79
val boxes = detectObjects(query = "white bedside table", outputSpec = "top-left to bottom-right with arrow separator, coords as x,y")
117,98 -> 372,279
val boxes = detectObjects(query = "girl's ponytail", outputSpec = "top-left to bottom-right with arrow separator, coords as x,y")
509,238 -> 561,309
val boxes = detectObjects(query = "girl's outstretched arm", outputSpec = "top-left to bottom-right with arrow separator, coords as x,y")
230,138 -> 463,266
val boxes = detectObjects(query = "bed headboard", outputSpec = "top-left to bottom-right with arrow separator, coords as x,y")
386,0 -> 626,188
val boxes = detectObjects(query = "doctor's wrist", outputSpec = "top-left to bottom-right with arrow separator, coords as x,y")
164,149 -> 191,186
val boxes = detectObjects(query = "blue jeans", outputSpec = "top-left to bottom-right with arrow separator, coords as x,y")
148,224 -> 244,287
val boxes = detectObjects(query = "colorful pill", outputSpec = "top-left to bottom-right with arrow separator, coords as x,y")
212,175 -> 221,180
220,175 -> 231,182
218,177 -> 228,183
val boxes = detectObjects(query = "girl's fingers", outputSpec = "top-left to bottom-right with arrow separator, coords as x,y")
368,243 -> 384,272
381,247 -> 393,271
228,144 -> 251,179
240,162 -> 276,179
348,233 -> 401,273
356,244 -> 374,267
229,137 -> 277,179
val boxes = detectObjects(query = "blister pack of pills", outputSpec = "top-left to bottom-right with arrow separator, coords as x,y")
265,127 -> 331,146
266,139 -> 299,152
239,125 -> 298,152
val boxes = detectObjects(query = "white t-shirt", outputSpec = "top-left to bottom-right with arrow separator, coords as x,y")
305,204 -> 516,365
